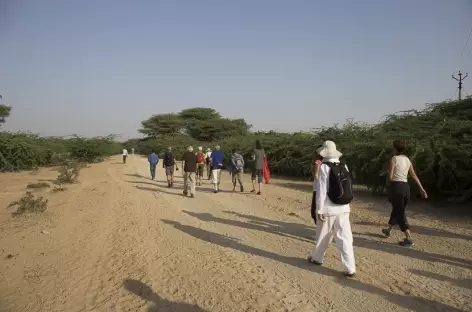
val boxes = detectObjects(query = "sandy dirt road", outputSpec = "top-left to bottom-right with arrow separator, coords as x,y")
0,155 -> 471,312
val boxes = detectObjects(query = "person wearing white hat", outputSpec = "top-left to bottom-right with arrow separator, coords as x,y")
308,140 -> 356,278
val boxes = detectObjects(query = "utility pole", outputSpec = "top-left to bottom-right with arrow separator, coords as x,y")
452,71 -> 468,100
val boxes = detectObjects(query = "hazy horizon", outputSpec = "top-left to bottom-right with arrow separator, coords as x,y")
1,0 -> 471,140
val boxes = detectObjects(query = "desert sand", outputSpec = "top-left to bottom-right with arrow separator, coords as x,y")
0,155 -> 471,312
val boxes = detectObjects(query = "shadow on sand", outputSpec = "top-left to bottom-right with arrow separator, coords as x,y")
354,220 -> 472,241
123,279 -> 206,311
160,219 -> 466,312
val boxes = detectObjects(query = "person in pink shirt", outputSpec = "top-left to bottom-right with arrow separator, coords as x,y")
311,145 -> 323,224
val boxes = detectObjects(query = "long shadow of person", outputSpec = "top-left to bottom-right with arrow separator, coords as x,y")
354,221 -> 472,241
335,275 -> 469,312
123,279 -> 207,312
182,210 -> 313,243
160,220 -> 466,312
221,211 -> 314,241
409,269 -> 472,290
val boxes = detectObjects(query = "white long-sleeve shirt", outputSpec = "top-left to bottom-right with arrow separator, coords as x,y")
315,157 -> 351,216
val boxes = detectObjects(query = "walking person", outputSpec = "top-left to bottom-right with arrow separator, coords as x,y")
148,151 -> 159,180
231,149 -> 245,192
163,147 -> 178,188
181,146 -> 197,198
308,140 -> 356,278
210,145 -> 224,193
205,148 -> 212,180
381,140 -> 428,247
122,148 -> 128,164
310,145 -> 323,224
196,146 -> 206,186
251,140 -> 265,195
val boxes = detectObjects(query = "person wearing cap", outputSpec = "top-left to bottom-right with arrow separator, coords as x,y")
210,145 -> 224,193
195,146 -> 205,186
181,146 -> 198,198
307,140 -> 356,278
205,148 -> 212,180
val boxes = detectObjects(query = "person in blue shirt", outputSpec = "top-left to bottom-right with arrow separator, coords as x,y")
148,152 -> 159,180
210,145 -> 224,193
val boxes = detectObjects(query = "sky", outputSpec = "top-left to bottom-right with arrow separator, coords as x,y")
1,0 -> 471,140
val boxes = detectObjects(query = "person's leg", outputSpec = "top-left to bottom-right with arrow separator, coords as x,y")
237,172 -> 244,192
217,169 -> 222,189
309,215 -> 335,264
212,169 -> 219,191
183,172 -> 189,195
399,184 -> 413,245
333,213 -> 356,275
189,172 -> 196,196
383,183 -> 399,237
257,170 -> 263,194
232,172 -> 237,191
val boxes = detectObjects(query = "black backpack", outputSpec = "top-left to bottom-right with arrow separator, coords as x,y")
325,162 -> 353,205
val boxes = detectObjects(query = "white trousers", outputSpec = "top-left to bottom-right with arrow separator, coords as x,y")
309,212 -> 356,274
212,169 -> 222,188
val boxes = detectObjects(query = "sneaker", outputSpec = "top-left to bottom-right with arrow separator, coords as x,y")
399,239 -> 414,247
307,256 -> 322,265
214,190 -> 218,194
382,228 -> 391,238
345,272 -> 356,278
257,191 -> 261,195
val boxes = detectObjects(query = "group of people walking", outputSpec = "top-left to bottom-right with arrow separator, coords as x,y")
308,139 -> 427,278
129,137 -> 427,278
142,140 -> 270,198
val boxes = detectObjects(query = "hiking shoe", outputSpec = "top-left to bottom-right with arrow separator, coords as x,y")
307,256 -> 322,265
399,239 -> 414,247
345,272 -> 356,278
240,185 -> 244,192
382,228 -> 391,238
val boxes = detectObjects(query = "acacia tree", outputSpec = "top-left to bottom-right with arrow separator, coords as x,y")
139,113 -> 184,137
139,107 -> 251,140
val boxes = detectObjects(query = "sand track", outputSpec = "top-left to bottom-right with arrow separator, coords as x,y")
0,156 -> 471,312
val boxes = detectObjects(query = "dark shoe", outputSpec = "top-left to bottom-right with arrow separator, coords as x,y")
345,272 -> 356,278
399,239 -> 414,247
250,190 -> 255,193
307,256 -> 323,265
382,228 -> 391,238
240,185 -> 244,192
257,191 -> 261,195
183,191 -> 188,196
214,190 -> 218,194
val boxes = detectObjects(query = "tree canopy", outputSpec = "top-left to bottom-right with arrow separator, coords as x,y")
139,107 -> 251,140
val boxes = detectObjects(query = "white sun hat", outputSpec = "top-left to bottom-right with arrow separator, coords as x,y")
316,140 -> 342,158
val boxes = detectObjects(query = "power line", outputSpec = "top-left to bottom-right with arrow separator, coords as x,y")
461,26 -> 472,58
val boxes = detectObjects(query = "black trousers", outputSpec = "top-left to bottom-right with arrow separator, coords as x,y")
311,191 -> 317,224
388,181 -> 410,232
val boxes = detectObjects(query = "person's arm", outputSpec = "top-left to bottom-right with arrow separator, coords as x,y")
409,161 -> 428,199
315,164 -> 328,221
313,163 -> 320,181
148,154 -> 151,163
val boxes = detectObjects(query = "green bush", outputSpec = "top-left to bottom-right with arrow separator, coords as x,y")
127,98 -> 472,202
0,133 -> 122,172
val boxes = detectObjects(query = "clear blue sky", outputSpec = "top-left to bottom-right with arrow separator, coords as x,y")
1,0 -> 471,139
